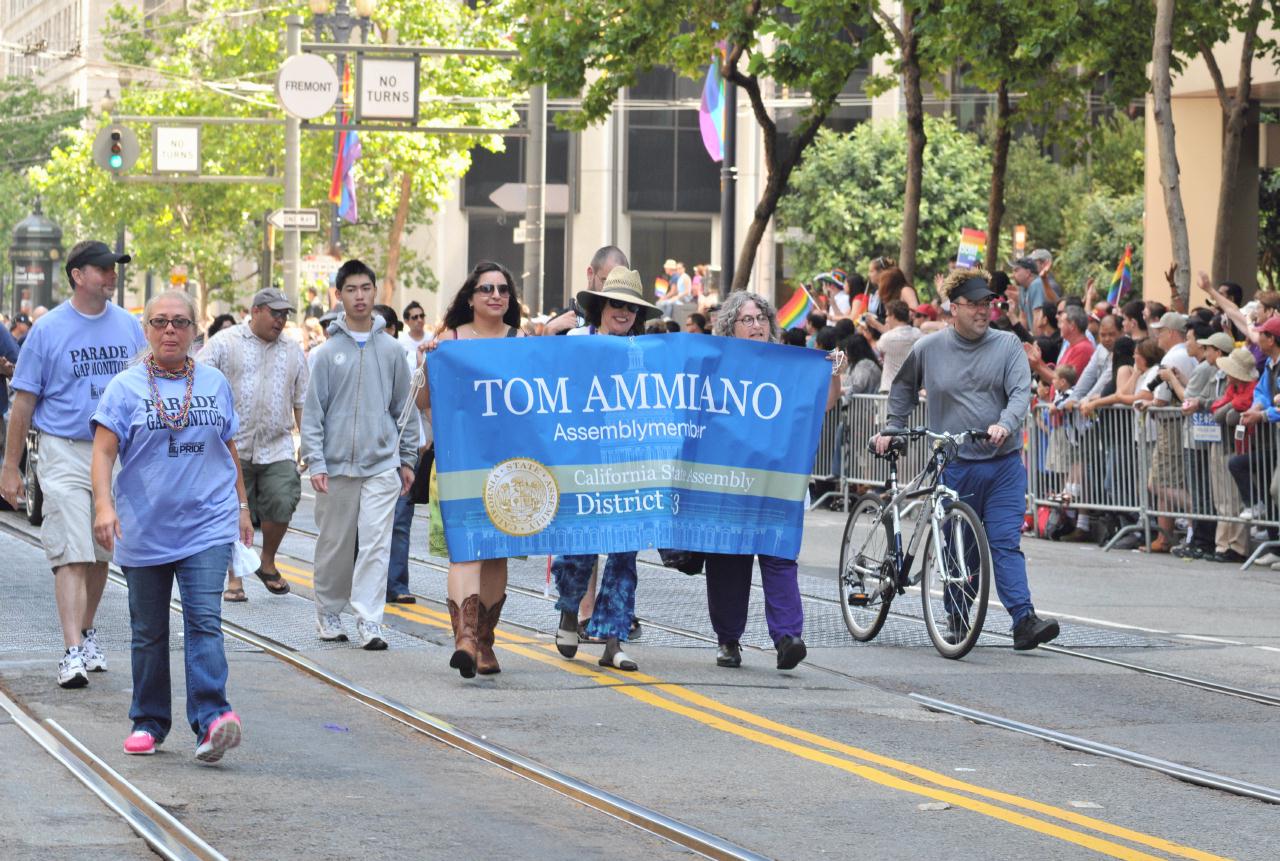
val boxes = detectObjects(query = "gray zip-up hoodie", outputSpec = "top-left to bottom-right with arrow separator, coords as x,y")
301,314 -> 417,478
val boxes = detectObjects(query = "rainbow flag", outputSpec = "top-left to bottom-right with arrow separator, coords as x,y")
654,276 -> 670,299
777,286 -> 814,330
698,44 -> 726,162
1107,245 -> 1133,305
328,64 -> 361,223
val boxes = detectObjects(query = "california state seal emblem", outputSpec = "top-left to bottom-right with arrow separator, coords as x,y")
482,458 -> 559,536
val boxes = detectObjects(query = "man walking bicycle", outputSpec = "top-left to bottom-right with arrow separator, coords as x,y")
875,268 -> 1059,651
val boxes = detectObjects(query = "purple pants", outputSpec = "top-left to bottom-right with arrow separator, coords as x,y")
704,553 -> 804,646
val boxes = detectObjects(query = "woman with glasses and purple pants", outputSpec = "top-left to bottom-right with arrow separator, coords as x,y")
91,290 -> 253,762
705,291 -> 842,670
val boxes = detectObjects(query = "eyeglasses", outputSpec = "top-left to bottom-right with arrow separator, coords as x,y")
474,283 -> 511,296
147,317 -> 193,331
406,313 -> 425,321
952,300 -> 992,312
606,298 -> 638,311
266,308 -> 289,321
735,314 -> 769,328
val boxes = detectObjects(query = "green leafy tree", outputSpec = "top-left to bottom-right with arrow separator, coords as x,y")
1080,114 -> 1144,198
0,78 -> 86,247
777,118 -> 987,289
1001,136 -> 1086,259
1056,190 -> 1144,295
31,0 -> 515,315
506,0 -> 888,292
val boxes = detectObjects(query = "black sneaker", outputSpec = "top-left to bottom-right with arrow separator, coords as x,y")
716,642 -> 742,668
943,614 -> 970,645
1171,543 -> 1205,560
1212,549 -> 1248,564
775,635 -> 807,670
1012,613 -> 1060,651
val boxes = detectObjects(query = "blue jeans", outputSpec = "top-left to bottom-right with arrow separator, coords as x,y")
387,494 -> 415,599
941,453 -> 1034,625
123,543 -> 233,743
553,552 -> 637,641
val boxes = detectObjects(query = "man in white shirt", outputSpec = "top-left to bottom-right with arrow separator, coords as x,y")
1151,312 -> 1196,402
198,288 -> 309,601
399,301 -> 429,354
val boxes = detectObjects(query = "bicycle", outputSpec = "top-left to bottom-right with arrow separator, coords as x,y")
837,427 -> 993,659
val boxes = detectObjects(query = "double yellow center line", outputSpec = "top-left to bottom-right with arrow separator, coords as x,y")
274,561 -> 1229,861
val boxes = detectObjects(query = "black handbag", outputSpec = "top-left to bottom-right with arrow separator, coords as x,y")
409,447 -> 433,505
657,548 -> 706,576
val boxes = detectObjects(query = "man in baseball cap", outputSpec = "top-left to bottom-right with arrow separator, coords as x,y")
197,286 -> 309,603
64,240 -> 131,281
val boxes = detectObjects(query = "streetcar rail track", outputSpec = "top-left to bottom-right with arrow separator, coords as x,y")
0,517 -> 766,861
910,694 -> 1280,805
0,683 -> 226,861
284,523 -> 1280,710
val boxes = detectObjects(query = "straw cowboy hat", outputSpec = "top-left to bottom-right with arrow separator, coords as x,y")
1217,346 -> 1259,383
577,267 -> 663,322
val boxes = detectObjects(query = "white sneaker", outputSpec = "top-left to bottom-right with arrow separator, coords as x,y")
1256,552 -> 1280,566
1241,503 -> 1265,521
81,628 -> 107,672
357,620 -> 387,651
316,611 -> 348,642
58,647 -> 89,689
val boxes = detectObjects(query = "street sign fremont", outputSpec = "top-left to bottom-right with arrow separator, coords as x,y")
268,208 -> 321,230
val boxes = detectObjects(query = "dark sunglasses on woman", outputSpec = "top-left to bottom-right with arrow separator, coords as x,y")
475,283 -> 511,296
606,298 -> 638,311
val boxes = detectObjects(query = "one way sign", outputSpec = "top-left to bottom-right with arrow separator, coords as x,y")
267,208 -> 321,231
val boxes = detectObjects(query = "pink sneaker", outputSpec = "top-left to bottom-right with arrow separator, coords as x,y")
195,711 -> 241,764
123,730 -> 157,755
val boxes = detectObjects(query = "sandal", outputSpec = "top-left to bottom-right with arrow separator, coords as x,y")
255,568 -> 290,595
577,620 -> 605,644
222,588 -> 247,603
599,638 -> 638,672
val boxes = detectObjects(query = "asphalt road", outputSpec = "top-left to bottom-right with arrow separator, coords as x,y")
2,502 -> 1278,860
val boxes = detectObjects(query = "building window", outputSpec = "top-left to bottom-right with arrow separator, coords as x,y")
626,68 -> 720,214
462,111 -> 570,210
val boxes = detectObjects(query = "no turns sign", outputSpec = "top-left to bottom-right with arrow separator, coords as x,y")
357,57 -> 419,123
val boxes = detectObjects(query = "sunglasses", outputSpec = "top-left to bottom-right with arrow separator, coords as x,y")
263,308 -> 289,321
147,317 -> 193,330
406,313 -> 425,321
474,283 -> 511,296
606,298 -> 639,311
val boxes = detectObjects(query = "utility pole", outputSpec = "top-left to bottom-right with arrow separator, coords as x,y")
283,15 -> 302,305
523,83 -> 546,313
720,77 -> 737,294
115,225 -> 127,306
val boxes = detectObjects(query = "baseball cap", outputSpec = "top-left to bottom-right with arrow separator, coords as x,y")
1202,331 -> 1235,354
252,287 -> 293,312
65,240 -> 130,276
1029,248 -> 1052,264
1256,316 -> 1280,339
1149,311 -> 1187,333
912,303 -> 939,321
1012,257 -> 1037,273
950,275 -> 997,304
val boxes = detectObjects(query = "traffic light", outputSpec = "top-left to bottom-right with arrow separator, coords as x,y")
108,132 -> 123,170
92,125 -> 139,173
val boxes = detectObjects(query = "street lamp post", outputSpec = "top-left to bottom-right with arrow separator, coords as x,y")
307,0 -> 374,256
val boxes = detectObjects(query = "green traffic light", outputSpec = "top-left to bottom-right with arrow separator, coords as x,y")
109,153 -> 123,169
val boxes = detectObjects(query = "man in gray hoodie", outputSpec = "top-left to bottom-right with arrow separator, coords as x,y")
301,260 -> 416,650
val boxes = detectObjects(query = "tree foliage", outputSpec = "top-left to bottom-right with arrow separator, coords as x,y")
1001,136 -> 1085,259
776,118 -> 987,288
0,78 -> 86,251
30,0 -> 515,313
506,0 -> 887,291
1057,190 -> 1144,294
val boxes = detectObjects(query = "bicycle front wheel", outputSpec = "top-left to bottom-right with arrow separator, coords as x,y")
838,494 -> 896,642
919,500 -> 991,659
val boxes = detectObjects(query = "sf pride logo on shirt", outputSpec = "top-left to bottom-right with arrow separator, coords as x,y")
167,436 -> 207,458
69,345 -> 131,381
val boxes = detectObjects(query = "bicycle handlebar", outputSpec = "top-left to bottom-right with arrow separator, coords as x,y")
879,427 -> 991,444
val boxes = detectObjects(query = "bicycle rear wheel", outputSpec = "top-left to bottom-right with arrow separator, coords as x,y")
919,500 -> 991,659
838,494 -> 896,641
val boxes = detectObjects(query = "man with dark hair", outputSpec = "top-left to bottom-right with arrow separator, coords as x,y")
876,268 -> 1058,651
301,260 -> 417,650
400,300 -> 428,353
303,286 -> 324,320
804,311 -> 827,348
543,245 -> 629,335
1,239 -> 145,687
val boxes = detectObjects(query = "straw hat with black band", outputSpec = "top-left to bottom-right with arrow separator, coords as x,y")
1218,346 -> 1259,383
576,267 -> 663,324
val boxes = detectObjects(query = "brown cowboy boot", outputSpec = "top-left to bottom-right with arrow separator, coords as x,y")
476,594 -> 507,675
448,595 -> 480,678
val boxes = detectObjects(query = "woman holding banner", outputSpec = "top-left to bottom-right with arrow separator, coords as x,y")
551,267 -> 663,672
418,261 -> 524,678
704,292 -> 842,670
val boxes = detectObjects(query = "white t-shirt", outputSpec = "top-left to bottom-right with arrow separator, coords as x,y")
832,292 -> 851,315
399,331 -> 428,354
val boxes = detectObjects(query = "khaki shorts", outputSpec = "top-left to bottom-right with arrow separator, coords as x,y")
242,459 -> 302,524
37,433 -> 111,569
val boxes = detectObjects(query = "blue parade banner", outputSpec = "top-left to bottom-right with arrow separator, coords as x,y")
428,334 -> 830,562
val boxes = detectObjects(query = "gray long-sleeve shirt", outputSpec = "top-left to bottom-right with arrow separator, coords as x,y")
886,325 -> 1031,460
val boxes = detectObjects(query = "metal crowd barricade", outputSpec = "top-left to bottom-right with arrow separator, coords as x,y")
839,394 -> 930,490
809,403 -> 849,510
1023,401 -> 1280,567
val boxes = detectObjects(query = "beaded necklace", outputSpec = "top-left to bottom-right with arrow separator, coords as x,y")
146,356 -> 195,431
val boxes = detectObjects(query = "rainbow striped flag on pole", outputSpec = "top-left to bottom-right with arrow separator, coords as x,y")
1106,245 -> 1133,305
777,286 -> 815,330
698,44 -> 726,162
